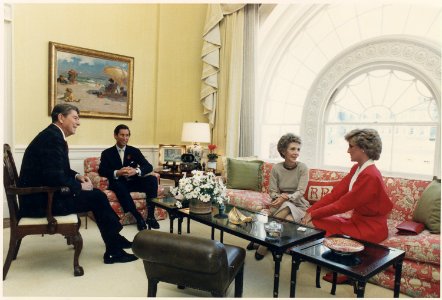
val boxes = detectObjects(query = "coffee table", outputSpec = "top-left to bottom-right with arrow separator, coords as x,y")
149,197 -> 190,234
178,204 -> 325,298
289,235 -> 405,298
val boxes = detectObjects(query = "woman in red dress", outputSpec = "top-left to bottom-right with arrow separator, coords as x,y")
301,129 -> 393,283
301,128 -> 392,242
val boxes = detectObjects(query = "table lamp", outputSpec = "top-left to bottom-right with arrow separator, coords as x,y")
181,121 -> 211,166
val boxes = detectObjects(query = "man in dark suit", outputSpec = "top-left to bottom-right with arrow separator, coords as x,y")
98,124 -> 160,231
18,104 -> 137,264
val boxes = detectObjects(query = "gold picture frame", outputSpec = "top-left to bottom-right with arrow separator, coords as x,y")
158,144 -> 187,165
49,41 -> 134,119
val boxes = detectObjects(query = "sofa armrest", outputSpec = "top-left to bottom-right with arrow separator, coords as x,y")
86,171 -> 109,190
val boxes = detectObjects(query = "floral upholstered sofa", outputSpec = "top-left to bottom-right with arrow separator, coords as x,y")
225,160 -> 440,298
84,157 -> 167,225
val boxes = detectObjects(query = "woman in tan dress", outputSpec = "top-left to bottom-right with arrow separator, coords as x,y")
250,133 -> 310,260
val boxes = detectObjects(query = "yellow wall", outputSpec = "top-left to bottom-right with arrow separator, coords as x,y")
155,4 -> 208,145
13,3 -> 207,146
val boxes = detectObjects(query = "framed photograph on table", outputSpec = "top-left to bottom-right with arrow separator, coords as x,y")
158,144 -> 187,165
48,41 -> 134,119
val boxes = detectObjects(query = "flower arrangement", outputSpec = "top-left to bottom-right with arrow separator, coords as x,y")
207,144 -> 218,161
171,170 -> 228,208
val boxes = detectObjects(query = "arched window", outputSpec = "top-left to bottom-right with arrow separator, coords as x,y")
258,3 -> 441,178
324,69 -> 439,177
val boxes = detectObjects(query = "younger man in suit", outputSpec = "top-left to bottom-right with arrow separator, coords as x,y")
98,124 -> 160,230
19,104 -> 137,264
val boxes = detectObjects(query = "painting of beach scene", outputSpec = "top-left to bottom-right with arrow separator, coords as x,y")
49,42 -> 134,119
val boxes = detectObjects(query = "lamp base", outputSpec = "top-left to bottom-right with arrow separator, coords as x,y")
180,162 -> 198,172
189,143 -> 203,163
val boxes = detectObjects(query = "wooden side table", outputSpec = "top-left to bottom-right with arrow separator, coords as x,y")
156,169 -> 184,186
156,169 -> 221,187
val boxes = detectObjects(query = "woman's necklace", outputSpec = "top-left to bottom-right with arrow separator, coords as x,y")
283,162 -> 297,170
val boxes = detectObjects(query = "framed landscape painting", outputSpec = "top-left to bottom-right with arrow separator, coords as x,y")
49,42 -> 134,119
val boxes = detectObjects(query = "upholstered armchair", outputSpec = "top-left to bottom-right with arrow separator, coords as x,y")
132,230 -> 246,297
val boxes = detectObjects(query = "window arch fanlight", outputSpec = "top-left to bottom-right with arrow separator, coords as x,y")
302,36 -> 441,179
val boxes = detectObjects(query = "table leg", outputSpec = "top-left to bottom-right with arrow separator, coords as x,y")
177,216 -> 183,235
187,217 -> 190,233
356,281 -> 366,298
271,251 -> 283,298
393,258 -> 403,297
290,256 -> 301,297
220,230 -> 224,243
169,213 -> 175,233
316,266 -> 321,288
331,272 -> 337,295
147,202 -> 153,230
211,227 -> 215,240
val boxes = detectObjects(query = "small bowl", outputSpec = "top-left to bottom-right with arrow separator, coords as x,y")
323,237 -> 365,255
264,221 -> 283,239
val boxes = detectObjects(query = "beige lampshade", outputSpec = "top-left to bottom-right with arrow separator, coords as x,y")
181,122 -> 211,143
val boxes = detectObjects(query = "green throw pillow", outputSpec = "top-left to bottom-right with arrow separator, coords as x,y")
226,158 -> 263,192
413,178 -> 441,233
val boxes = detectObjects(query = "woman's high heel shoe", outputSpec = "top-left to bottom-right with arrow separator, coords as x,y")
246,242 -> 258,250
254,251 -> 265,261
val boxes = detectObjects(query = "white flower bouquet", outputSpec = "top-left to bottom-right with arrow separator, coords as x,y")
171,170 -> 228,208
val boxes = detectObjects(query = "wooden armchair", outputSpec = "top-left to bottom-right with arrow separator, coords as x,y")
3,144 -> 84,280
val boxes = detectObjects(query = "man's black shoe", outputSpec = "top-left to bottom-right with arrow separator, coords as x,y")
118,235 -> 133,249
136,219 -> 147,231
147,218 -> 160,229
103,250 -> 138,264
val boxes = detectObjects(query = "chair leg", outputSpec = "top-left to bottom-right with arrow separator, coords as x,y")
234,264 -> 244,297
3,236 -> 20,280
72,233 -> 84,276
148,279 -> 159,297
13,238 -> 22,260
